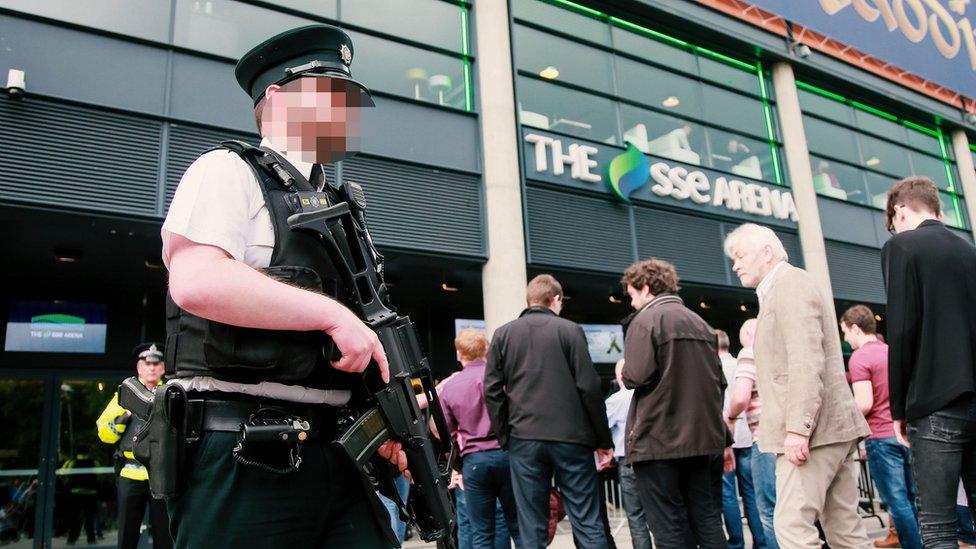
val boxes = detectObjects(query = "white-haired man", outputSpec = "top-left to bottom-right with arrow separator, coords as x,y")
724,223 -> 871,548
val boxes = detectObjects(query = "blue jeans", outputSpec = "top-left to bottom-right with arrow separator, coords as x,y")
865,437 -> 921,549
723,447 -> 766,549
378,473 -> 411,542
508,437 -> 609,549
619,463 -> 653,549
722,470 -> 745,549
958,505 -> 976,544
751,443 -> 779,549
462,449 -> 520,549
456,486 -> 511,549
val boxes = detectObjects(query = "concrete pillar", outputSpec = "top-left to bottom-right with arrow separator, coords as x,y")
771,62 -> 837,312
950,129 -> 976,240
473,1 -> 527,337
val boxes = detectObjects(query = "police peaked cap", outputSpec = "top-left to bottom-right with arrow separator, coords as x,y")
132,342 -> 164,363
235,24 -> 374,106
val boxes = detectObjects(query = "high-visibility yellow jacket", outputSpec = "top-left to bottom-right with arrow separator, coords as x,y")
96,392 -> 149,481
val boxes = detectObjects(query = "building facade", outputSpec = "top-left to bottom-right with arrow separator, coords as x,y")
1,0 -> 975,545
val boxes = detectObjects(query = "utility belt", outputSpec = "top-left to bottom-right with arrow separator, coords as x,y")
118,379 -> 339,499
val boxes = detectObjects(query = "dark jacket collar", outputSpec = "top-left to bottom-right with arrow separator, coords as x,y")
622,293 -> 682,331
519,305 -> 556,318
646,292 -> 683,309
918,219 -> 944,229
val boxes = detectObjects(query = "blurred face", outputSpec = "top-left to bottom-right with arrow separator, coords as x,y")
625,284 -> 653,310
260,77 -> 363,163
730,243 -> 773,289
137,360 -> 164,385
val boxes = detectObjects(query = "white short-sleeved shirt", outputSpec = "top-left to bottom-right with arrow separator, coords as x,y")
162,138 -> 316,267
162,138 -> 348,406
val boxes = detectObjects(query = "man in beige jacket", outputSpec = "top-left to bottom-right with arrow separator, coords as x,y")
724,223 -> 871,548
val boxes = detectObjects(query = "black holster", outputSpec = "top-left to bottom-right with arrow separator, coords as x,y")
122,382 -> 189,500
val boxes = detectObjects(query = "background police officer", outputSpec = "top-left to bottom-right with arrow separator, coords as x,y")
160,25 -> 407,548
96,343 -> 172,549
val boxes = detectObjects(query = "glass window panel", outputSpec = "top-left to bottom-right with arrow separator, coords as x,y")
52,378 -> 128,547
941,192 -> 969,229
615,57 -> 702,120
341,0 -> 463,53
619,104 -> 705,165
512,0 -> 612,46
701,85 -> 766,138
811,155 -> 868,204
706,128 -> 772,182
803,116 -> 860,165
854,108 -> 906,142
174,0 -> 313,59
0,379 -> 45,543
762,71 -> 776,103
906,128 -> 943,158
0,0 -> 170,43
910,152 -> 952,191
514,25 -> 613,93
864,171 -> 897,209
859,135 -> 911,176
264,0 -> 337,18
350,30 -> 467,109
698,57 -> 759,95
797,89 -> 854,126
953,163 -> 966,196
518,77 -> 618,143
610,26 -> 698,74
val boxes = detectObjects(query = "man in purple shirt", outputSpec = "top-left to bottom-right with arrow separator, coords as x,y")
841,305 -> 921,549
440,328 -> 520,548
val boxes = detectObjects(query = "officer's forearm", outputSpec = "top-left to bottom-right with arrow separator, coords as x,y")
168,239 -> 351,333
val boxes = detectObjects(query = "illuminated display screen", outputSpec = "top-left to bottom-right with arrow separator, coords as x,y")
5,300 -> 108,353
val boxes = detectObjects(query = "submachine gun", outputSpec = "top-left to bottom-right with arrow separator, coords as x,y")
287,182 -> 457,548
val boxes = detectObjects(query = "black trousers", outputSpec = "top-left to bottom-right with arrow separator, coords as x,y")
168,431 -> 389,549
909,399 -> 976,549
507,437 -> 610,549
117,476 -> 171,549
66,492 -> 97,543
632,454 -> 728,549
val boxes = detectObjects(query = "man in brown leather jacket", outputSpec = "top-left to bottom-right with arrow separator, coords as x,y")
621,258 -> 730,549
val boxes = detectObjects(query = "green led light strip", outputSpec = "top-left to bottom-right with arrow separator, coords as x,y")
544,0 -> 758,72
549,0 -> 604,18
795,80 -> 846,103
850,100 -> 898,122
757,62 -> 784,186
904,120 -> 939,138
460,7 -> 473,111
937,128 -> 964,225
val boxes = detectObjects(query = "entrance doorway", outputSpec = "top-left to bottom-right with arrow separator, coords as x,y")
0,371 -> 152,549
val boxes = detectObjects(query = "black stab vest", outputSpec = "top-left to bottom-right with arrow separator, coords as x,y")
164,141 -> 355,391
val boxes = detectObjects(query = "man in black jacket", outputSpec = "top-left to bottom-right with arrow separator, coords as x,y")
485,274 -> 614,549
882,176 -> 976,549
620,259 -> 730,549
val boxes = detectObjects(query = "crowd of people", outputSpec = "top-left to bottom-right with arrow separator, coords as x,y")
430,175 -> 976,549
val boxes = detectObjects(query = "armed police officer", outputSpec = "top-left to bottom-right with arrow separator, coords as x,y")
96,343 -> 172,549
159,25 -> 409,548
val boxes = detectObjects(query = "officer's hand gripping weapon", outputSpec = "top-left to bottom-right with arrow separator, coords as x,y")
286,182 -> 457,548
